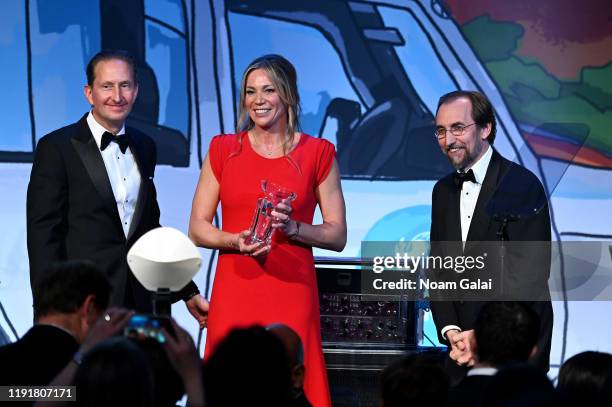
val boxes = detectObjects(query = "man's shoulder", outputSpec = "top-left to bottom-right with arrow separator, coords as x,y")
491,151 -> 549,217
0,339 -> 18,356
20,325 -> 78,350
432,172 -> 456,195
38,120 -> 83,146
126,125 -> 153,141
126,126 -> 156,149
495,152 -> 544,189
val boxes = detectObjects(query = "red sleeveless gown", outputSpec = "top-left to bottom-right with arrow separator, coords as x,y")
204,132 -> 335,407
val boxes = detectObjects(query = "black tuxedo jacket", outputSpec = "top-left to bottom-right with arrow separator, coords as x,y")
0,325 -> 78,385
449,374 -> 494,407
27,114 -> 197,311
429,149 -> 553,372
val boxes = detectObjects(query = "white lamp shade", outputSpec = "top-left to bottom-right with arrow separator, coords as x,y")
127,227 -> 202,292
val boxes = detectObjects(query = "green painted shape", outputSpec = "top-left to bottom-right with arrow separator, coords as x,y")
462,15 -> 524,62
487,57 -> 561,99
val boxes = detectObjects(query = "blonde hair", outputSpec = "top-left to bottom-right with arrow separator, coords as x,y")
236,54 -> 301,155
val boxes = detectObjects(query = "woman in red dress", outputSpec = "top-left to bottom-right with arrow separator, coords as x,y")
189,54 -> 346,406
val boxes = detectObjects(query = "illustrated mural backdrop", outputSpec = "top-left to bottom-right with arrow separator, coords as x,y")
1,0 -> 610,376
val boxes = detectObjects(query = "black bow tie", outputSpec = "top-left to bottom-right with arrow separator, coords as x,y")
454,169 -> 476,187
100,131 -> 130,154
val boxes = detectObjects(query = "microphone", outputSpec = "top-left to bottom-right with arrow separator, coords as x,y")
493,213 -> 521,241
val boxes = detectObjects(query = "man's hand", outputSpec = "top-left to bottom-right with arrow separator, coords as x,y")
446,329 -> 466,362
447,329 -> 476,367
185,294 -> 209,328
162,318 -> 201,379
162,318 -> 205,407
81,308 -> 134,353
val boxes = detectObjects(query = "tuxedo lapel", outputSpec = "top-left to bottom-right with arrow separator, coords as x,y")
465,150 -> 502,246
447,183 -> 463,243
126,133 -> 151,242
71,115 -> 124,235
437,179 -> 463,258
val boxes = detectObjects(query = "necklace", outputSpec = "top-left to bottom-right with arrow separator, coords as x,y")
262,144 -> 283,156
250,132 -> 285,156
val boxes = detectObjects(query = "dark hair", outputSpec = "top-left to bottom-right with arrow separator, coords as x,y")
203,326 -> 291,407
380,354 -> 449,407
237,54 -> 301,154
74,337 -> 154,407
86,50 -> 137,86
474,302 -> 540,366
557,351 -> 612,405
33,260 -> 111,320
436,90 -> 497,144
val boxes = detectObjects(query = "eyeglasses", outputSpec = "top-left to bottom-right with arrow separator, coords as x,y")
434,123 -> 476,140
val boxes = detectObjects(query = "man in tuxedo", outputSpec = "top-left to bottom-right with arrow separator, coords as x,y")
0,261 -> 111,385
428,90 -> 552,381
27,50 -> 208,323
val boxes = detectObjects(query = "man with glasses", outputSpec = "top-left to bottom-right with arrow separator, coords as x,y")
428,90 -> 553,383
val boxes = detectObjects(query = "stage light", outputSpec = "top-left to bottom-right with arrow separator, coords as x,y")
127,227 -> 201,316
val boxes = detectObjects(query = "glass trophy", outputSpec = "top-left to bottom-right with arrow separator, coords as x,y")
246,180 -> 297,245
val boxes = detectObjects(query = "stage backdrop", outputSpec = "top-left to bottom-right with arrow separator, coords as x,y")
1,0 -> 610,376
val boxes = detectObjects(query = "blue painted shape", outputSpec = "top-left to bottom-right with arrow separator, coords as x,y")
363,204 -> 431,242
144,0 -> 184,33
378,6 -> 457,115
31,0 -> 100,139
145,21 -> 188,134
0,1 -> 31,151
227,12 -> 364,137
362,205 -> 445,347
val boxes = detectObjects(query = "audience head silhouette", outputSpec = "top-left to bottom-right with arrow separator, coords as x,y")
380,354 -> 449,407
74,337 -> 155,407
474,301 -> 540,367
558,351 -> 612,406
267,323 -> 310,405
33,260 -> 111,343
203,325 -> 291,407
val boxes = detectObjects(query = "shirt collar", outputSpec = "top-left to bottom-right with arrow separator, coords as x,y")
462,144 -> 493,185
87,111 -> 126,149
467,366 -> 498,376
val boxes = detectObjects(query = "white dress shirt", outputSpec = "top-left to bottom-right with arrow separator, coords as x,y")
440,145 -> 493,340
87,112 -> 141,237
467,366 -> 498,377
460,145 -> 493,242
